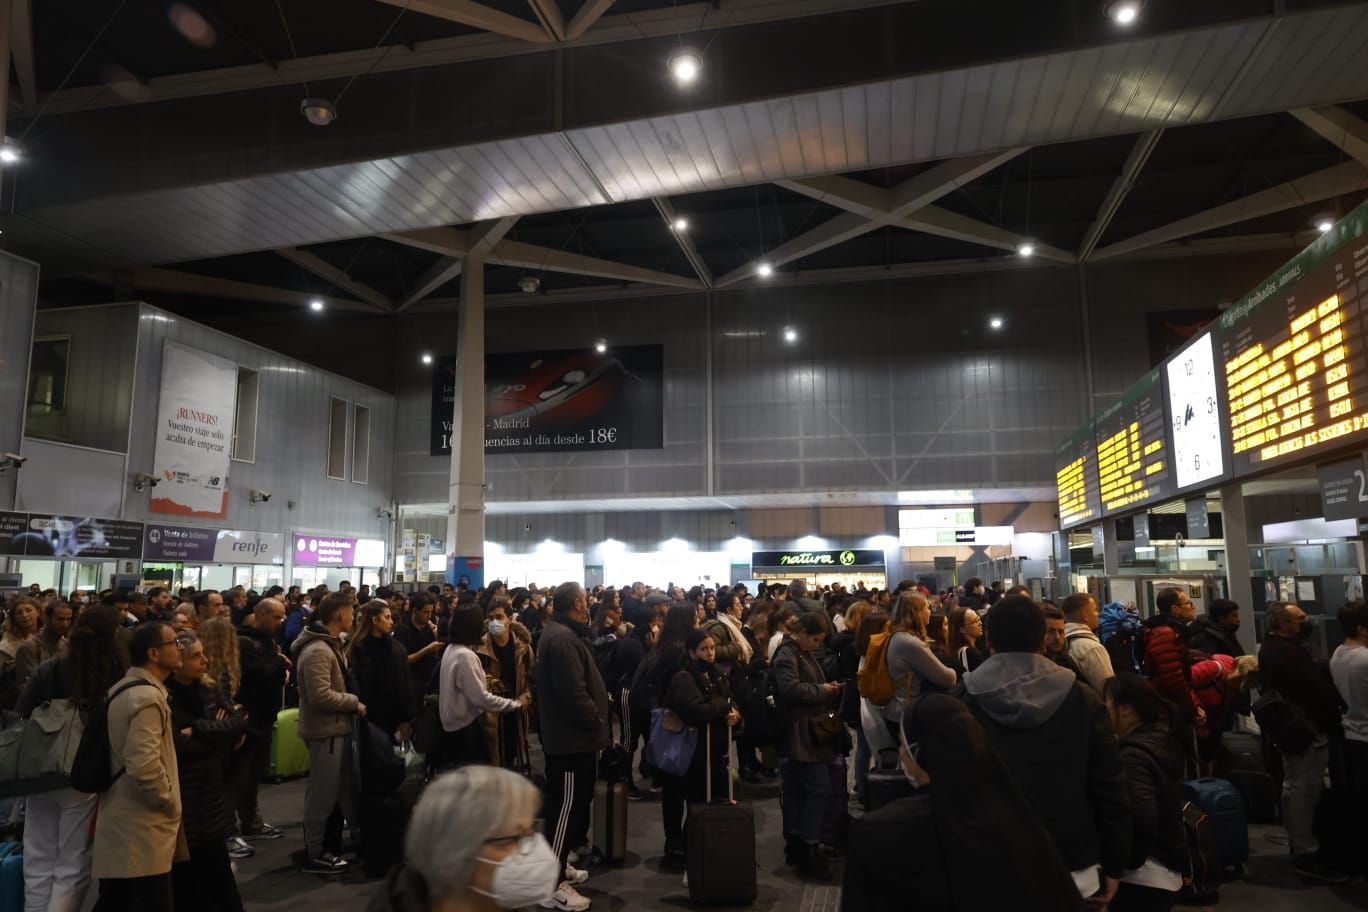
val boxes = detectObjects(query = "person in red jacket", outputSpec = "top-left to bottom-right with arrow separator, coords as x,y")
1140,588 -> 1205,726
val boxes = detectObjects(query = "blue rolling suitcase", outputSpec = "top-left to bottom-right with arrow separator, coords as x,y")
0,841 -> 22,911
1181,777 -> 1248,868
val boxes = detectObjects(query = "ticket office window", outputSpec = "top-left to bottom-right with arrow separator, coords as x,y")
8,559 -> 118,594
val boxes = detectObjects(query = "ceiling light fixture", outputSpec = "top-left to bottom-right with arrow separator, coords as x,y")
989,316 -> 1004,330
1016,240 -> 1036,258
1106,1 -> 1141,25
668,50 -> 702,85
595,339 -> 607,354
783,326 -> 798,343
518,275 -> 541,294
756,262 -> 774,278
421,353 -> 433,365
1316,217 -> 1335,234
0,138 -> 24,165
300,97 -> 338,127
673,217 -> 689,232
309,298 -> 324,312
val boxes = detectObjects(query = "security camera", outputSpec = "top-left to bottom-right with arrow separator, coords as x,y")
523,523 -> 532,532
0,453 -> 26,473
132,473 -> 160,492
377,508 -> 395,519
249,489 -> 272,504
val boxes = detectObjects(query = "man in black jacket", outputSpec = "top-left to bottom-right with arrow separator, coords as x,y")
235,597 -> 290,841
1258,602 -> 1348,883
958,596 -> 1131,907
1189,598 -> 1245,658
534,582 -> 610,912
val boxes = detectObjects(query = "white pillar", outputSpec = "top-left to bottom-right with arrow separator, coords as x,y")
446,256 -> 486,560
1219,482 -> 1256,653
1101,518 -> 1120,576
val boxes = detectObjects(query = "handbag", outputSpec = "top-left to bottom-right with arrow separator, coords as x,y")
0,698 -> 84,798
395,740 -> 427,807
1252,689 -> 1317,755
645,707 -> 698,777
809,710 -> 845,744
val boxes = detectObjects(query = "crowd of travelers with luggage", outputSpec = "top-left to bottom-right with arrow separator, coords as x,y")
1,573 -> 1365,911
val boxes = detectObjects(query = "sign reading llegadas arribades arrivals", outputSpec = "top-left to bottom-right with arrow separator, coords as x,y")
431,345 -> 664,456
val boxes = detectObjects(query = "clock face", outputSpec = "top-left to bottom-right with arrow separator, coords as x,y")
1166,331 -> 1224,491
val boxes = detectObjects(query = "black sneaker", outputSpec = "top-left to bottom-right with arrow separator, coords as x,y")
303,854 -> 348,875
663,836 -> 685,859
1293,854 -> 1350,884
242,823 -> 285,841
626,786 -> 649,801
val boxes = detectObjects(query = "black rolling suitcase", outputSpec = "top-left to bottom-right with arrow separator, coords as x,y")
686,727 -> 757,905
1217,729 -> 1278,823
865,749 -> 914,812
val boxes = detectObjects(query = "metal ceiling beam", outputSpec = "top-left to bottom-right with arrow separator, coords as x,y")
652,198 -> 712,287
382,226 -> 703,289
374,0 -> 553,44
1091,160 -> 1368,261
80,267 -> 389,314
394,216 -> 518,311
9,0 -> 36,112
399,257 -> 464,311
565,0 -> 615,41
276,247 -> 395,310
34,0 -> 905,115
527,0 -> 566,40
898,206 -> 1075,263
1106,229 -> 1320,263
1078,129 -> 1163,262
1291,105 -> 1368,168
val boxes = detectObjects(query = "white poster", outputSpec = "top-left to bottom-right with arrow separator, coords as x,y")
150,341 -> 238,519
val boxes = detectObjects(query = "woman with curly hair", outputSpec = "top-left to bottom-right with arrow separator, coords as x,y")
199,617 -> 241,700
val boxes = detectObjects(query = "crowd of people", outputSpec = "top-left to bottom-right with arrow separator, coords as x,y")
2,573 -> 1366,912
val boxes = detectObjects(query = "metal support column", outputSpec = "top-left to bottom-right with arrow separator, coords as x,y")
1102,518 -> 1120,576
1219,482 -> 1257,654
446,256 -> 487,562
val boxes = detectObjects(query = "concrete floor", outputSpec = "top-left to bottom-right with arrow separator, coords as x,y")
234,775 -> 1368,911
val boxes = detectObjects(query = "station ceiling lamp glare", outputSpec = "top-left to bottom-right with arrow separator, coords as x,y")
989,316 -> 1005,330
1106,1 -> 1141,26
300,97 -> 338,127
0,138 -> 23,164
1016,239 -> 1036,258
673,217 -> 689,232
783,326 -> 798,343
309,298 -> 325,312
668,49 -> 702,85
756,261 -> 775,278
421,352 -> 433,365
595,339 -> 608,354
518,275 -> 541,294
1316,216 -> 1336,234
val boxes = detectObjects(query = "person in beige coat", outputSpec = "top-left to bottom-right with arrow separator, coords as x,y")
92,621 -> 190,912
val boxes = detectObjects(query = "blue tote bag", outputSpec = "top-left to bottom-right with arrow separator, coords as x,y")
645,707 -> 698,777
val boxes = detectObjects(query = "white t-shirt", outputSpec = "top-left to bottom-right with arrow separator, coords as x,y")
1071,866 -> 1099,899
1121,858 -> 1183,892
1331,642 -> 1368,743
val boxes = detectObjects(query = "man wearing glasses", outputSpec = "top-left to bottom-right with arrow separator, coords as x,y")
91,621 -> 187,912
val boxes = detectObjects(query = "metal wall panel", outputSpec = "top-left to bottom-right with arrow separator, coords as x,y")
0,252 -> 40,510
26,304 -> 138,453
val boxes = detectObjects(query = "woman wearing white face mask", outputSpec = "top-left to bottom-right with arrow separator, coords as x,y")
475,597 -> 535,771
367,765 -> 559,912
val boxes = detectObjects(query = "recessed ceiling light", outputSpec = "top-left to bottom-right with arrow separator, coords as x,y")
989,317 -> 1004,330
1316,218 -> 1335,234
595,340 -> 607,354
300,97 -> 337,127
1107,1 -> 1140,25
756,262 -> 774,278
309,298 -> 324,312
783,326 -> 798,343
0,139 -> 24,165
421,353 -> 433,365
1016,240 -> 1036,258
668,50 -> 701,85
673,217 -> 689,232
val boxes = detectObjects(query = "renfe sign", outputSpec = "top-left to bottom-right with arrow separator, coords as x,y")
293,535 -> 386,567
144,525 -> 285,564
751,549 -> 885,569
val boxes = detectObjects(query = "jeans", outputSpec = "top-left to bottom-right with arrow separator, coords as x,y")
23,787 -> 97,912
780,758 -> 831,844
543,752 -> 597,867
303,733 -> 357,859
1280,734 -> 1328,856
853,726 -> 872,800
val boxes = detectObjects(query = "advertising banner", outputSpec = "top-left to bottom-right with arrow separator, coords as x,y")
143,524 -> 285,564
431,345 -> 665,455
151,341 -> 239,519
293,534 -> 386,567
0,512 -> 143,559
750,549 -> 886,569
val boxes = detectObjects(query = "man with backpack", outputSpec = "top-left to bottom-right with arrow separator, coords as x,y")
90,622 -> 188,912
1062,593 -> 1114,693
1141,588 -> 1202,723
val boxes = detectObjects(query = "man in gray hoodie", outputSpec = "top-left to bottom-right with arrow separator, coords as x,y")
958,595 -> 1131,908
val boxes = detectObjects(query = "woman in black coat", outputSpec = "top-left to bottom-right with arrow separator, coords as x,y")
663,629 -> 738,852
347,599 -> 415,744
167,631 -> 248,912
1103,674 -> 1188,912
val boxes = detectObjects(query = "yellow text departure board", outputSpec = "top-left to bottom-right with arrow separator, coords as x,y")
1095,368 -> 1171,514
1220,232 -> 1368,476
1054,421 -> 1101,530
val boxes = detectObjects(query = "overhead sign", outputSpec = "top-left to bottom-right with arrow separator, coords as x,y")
1096,367 -> 1172,513
1185,498 -> 1212,539
898,508 -> 976,529
150,341 -> 239,519
431,345 -> 665,456
1054,420 -> 1102,530
751,549 -> 885,568
898,526 -> 1014,547
143,524 -> 286,564
0,512 -> 143,559
293,535 -> 386,568
1318,455 -> 1368,522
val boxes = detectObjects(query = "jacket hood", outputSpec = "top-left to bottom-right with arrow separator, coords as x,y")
291,621 -> 343,660
1063,622 -> 1099,642
1142,613 -> 1189,638
962,652 -> 1076,728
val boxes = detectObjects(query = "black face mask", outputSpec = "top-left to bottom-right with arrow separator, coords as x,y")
1298,623 -> 1314,642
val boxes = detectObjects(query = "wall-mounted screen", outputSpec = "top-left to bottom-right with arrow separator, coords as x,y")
1096,367 -> 1172,514
1054,421 -> 1101,530
1166,332 -> 1226,492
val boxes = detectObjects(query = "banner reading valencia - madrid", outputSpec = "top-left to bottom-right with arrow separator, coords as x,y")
150,341 -> 238,520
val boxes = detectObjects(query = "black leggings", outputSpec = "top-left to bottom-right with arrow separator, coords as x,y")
173,839 -> 244,912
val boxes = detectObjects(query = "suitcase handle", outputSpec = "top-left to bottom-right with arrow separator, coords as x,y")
703,722 -> 734,805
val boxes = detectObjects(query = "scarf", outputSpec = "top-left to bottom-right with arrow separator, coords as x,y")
716,611 -> 753,664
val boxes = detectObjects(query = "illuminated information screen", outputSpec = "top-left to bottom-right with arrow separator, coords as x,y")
1055,421 -> 1102,530
1096,368 -> 1172,514
1219,231 -> 1368,477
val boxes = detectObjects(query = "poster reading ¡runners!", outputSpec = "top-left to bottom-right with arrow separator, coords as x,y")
430,345 -> 665,456
150,341 -> 239,519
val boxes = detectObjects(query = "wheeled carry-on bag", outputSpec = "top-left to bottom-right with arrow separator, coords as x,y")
864,749 -> 914,813
1181,777 -> 1249,868
268,707 -> 310,781
1180,801 -> 1221,902
1217,730 -> 1278,824
0,841 -> 22,912
593,778 -> 628,864
686,727 -> 757,905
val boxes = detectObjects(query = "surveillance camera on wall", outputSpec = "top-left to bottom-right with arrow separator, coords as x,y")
132,472 -> 160,492
0,453 -> 26,473
249,489 -> 272,504
377,508 -> 395,519
524,523 -> 532,532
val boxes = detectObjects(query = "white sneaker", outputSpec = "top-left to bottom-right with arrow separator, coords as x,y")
682,871 -> 689,889
564,863 -> 590,885
539,882 -> 591,911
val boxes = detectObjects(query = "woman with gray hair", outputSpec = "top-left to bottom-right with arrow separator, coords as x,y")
368,765 -> 563,912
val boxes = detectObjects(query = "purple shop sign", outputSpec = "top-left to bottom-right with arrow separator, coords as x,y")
144,524 -> 217,561
294,535 -> 356,567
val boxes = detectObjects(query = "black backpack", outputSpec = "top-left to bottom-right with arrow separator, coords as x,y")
69,679 -> 157,794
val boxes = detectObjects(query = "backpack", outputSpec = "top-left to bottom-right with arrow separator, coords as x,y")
69,679 -> 157,794
1098,602 -> 1143,674
592,634 -> 620,690
856,631 -> 898,706
357,719 -> 405,796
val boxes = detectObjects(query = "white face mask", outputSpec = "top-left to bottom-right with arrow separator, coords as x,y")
472,833 -> 560,908
488,619 -> 508,638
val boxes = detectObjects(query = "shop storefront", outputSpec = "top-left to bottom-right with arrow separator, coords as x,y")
142,523 -> 286,592
602,551 -> 731,590
750,549 -> 887,591
1,511 -> 143,592
292,533 -> 387,590
485,551 -> 587,589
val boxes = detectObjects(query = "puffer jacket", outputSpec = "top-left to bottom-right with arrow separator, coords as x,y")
292,623 -> 361,740
165,676 -> 246,846
771,637 -> 835,764
1118,726 -> 1188,875
1141,615 -> 1200,719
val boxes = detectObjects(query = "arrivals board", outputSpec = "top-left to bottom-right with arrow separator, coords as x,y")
1218,207 -> 1368,477
1095,367 -> 1172,514
1054,421 -> 1101,530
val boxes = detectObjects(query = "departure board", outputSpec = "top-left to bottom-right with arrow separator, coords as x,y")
1095,368 -> 1172,514
1219,216 -> 1368,477
1055,421 -> 1102,530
